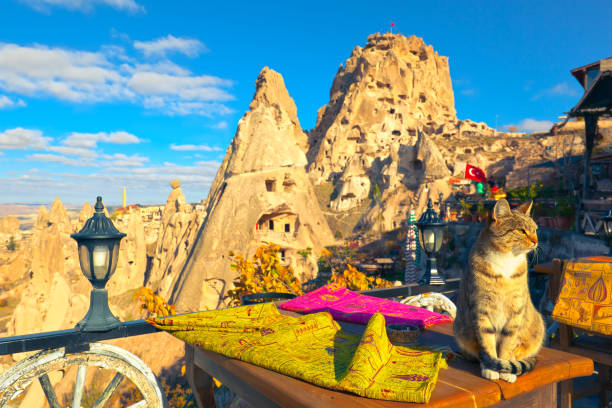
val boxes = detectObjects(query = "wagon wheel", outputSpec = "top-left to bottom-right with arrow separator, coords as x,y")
0,342 -> 168,408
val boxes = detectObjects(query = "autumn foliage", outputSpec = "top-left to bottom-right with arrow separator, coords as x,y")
132,286 -> 176,317
225,242 -> 303,307
331,264 -> 394,291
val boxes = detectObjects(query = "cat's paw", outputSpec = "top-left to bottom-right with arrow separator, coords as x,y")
499,372 -> 517,383
481,368 -> 500,380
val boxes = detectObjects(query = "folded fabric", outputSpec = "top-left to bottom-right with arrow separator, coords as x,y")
148,302 -> 447,403
552,259 -> 612,335
280,283 -> 453,328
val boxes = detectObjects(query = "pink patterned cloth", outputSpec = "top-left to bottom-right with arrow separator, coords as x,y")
280,283 -> 453,328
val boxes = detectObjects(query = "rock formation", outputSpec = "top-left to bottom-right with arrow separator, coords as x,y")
162,179 -> 189,225
304,33 -> 482,232
147,180 -> 205,300
170,67 -> 335,312
308,33 -> 457,186
7,199 -> 85,340
107,209 -> 147,296
302,33 -> 611,234
0,216 -> 19,235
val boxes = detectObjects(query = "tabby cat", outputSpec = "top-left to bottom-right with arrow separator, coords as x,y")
453,199 -> 545,383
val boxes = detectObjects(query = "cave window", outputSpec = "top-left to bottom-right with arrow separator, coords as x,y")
392,130 -> 401,136
269,220 -> 274,230
413,159 -> 423,170
389,108 -> 395,114
419,93 -> 427,103
265,180 -> 276,192
280,250 -> 286,261
284,223 -> 291,233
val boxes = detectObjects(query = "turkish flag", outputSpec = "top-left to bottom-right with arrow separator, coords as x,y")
391,22 -> 395,27
465,163 -> 487,182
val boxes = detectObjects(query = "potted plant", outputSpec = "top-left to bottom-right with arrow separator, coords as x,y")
554,198 -> 575,230
459,199 -> 473,222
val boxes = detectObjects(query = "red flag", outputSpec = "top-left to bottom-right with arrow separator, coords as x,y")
465,163 -> 487,182
391,22 -> 395,27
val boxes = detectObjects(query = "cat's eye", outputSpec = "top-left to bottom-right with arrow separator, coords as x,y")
521,229 -> 528,235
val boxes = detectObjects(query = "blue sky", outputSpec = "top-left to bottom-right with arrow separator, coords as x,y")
0,0 -> 610,205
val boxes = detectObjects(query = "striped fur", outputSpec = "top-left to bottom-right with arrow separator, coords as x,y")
453,199 -> 545,382
478,351 -> 537,375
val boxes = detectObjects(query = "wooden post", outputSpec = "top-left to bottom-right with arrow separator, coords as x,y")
583,113 -> 598,202
185,344 -> 217,408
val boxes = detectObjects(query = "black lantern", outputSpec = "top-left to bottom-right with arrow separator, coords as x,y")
602,207 -> 612,255
71,197 -> 126,331
416,199 -> 447,285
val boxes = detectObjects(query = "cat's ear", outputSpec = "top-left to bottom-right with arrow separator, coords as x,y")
492,199 -> 511,222
517,200 -> 533,216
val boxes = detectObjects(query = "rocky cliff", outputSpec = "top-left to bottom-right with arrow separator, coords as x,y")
148,180 -> 205,300
170,67 -> 335,312
302,33 -> 611,234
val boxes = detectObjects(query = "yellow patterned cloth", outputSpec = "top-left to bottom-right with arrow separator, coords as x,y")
148,302 -> 447,403
552,258 -> 612,335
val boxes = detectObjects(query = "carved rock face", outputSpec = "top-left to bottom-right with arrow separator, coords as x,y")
170,67 -> 335,312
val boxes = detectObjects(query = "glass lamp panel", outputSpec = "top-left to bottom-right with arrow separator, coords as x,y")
109,241 -> 120,278
92,245 -> 110,280
78,244 -> 92,280
433,227 -> 444,252
423,229 -> 435,253
606,220 -> 612,238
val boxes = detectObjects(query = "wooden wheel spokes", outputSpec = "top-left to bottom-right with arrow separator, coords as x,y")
0,342 -> 168,408
38,373 -> 60,408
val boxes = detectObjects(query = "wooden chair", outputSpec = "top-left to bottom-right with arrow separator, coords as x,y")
550,258 -> 612,408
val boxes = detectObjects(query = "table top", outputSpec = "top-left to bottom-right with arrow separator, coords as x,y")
190,307 -> 593,407
533,256 -> 612,275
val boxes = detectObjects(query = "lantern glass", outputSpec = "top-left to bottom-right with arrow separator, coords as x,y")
421,229 -> 435,253
109,241 -> 120,277
433,226 -> 444,252
92,245 -> 110,280
78,244 -> 91,280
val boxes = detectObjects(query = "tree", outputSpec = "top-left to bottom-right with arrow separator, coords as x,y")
225,242 -> 303,307
6,236 -> 17,252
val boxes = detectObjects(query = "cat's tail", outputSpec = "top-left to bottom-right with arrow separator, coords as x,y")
478,351 -> 536,375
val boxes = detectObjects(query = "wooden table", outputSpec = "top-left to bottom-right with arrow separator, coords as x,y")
185,308 -> 593,408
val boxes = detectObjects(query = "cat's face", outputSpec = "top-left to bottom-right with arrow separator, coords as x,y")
487,199 -> 538,255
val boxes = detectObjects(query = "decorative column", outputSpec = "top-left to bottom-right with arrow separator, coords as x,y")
404,209 -> 420,284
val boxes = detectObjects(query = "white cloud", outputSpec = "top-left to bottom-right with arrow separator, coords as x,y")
133,35 -> 207,58
0,95 -> 26,109
47,145 -> 98,158
0,43 -> 128,103
507,118 -> 554,133
532,82 -> 579,100
62,131 -> 141,148
0,42 -> 234,117
1,161 -> 222,204
27,153 -> 91,166
460,88 -> 476,96
129,72 -> 233,100
212,121 -> 228,129
101,153 -> 149,167
20,0 -> 144,13
0,128 -> 50,149
170,144 -> 222,152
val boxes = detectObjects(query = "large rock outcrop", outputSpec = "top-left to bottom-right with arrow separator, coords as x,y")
308,33 -> 457,185
170,67 -> 335,312
305,33 -> 471,232
7,199 -> 85,339
147,180 -> 205,300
